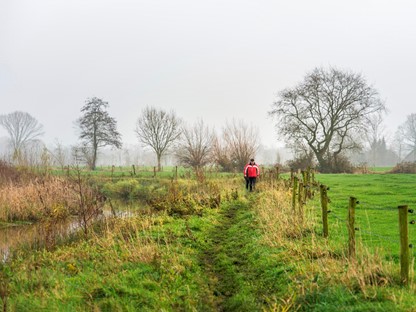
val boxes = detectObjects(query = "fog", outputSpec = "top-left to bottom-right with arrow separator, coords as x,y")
1,0 -> 416,162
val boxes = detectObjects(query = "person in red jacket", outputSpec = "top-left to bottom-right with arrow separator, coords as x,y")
243,158 -> 260,191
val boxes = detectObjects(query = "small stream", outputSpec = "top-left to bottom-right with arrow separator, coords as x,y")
0,202 -> 138,261
0,219 -> 76,261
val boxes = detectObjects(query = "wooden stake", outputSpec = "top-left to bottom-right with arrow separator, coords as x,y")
320,185 -> 329,238
348,197 -> 357,259
398,205 -> 410,285
298,181 -> 304,223
292,177 -> 298,212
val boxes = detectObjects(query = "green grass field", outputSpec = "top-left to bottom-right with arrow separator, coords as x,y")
315,173 -> 416,262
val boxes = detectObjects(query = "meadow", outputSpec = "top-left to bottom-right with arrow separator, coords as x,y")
316,173 -> 416,257
0,165 -> 415,311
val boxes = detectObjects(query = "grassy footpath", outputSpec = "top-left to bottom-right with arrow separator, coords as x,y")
199,197 -> 289,311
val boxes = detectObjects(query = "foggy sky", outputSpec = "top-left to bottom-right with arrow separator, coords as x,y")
1,0 -> 416,148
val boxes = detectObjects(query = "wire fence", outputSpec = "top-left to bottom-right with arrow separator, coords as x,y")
280,168 -> 416,285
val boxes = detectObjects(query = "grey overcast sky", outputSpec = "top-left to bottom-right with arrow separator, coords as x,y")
1,0 -> 415,147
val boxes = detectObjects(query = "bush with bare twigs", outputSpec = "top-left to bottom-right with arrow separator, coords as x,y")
389,162 -> 416,173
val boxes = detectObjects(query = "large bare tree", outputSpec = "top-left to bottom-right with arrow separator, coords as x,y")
175,120 -> 214,173
135,107 -> 181,171
0,111 -> 44,159
76,97 -> 122,170
270,67 -> 385,172
213,120 -> 259,171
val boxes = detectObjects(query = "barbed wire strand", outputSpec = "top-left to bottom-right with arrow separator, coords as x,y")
332,204 -> 398,212
336,219 -> 416,260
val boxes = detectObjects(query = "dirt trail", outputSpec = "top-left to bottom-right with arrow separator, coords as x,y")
201,201 -> 254,311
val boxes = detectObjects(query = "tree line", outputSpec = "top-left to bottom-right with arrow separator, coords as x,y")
1,67 -> 416,173
0,99 -> 259,172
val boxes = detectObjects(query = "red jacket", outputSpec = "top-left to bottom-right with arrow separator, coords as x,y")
244,163 -> 260,178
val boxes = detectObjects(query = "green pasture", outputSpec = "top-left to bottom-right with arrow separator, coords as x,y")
314,173 -> 416,262
368,166 -> 394,173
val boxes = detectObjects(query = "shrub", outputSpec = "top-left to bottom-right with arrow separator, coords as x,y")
323,154 -> 354,173
102,179 -> 140,200
286,153 -> 316,171
389,162 -> 416,173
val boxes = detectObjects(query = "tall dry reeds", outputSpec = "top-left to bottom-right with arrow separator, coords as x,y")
0,176 -> 87,222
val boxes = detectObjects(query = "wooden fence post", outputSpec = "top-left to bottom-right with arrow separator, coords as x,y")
290,168 -> 294,186
320,185 -> 329,238
298,181 -> 304,223
132,164 -> 136,176
276,166 -> 280,181
153,166 -> 156,178
311,168 -> 315,185
175,166 -> 178,180
398,205 -> 410,285
348,197 -> 357,259
306,168 -> 312,199
292,177 -> 298,212
310,168 -> 316,197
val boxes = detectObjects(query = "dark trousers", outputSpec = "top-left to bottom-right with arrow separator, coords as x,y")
246,177 -> 256,191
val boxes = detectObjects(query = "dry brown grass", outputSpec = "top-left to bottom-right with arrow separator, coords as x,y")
0,176 -> 83,222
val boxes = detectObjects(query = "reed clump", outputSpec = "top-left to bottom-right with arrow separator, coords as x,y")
0,175 -> 96,223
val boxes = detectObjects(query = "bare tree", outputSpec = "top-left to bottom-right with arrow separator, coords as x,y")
135,107 -> 181,171
399,113 -> 416,161
270,67 -> 385,172
392,125 -> 406,162
75,97 -> 122,170
51,140 -> 69,170
365,113 -> 386,167
175,119 -> 214,173
0,111 -> 44,160
213,120 -> 259,171
212,136 -> 234,172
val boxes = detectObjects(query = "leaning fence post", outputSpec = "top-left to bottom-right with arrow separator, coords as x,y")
398,205 -> 410,285
292,176 -> 298,212
348,197 -> 357,259
320,185 -> 329,238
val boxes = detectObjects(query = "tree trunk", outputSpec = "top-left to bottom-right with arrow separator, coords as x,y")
315,151 -> 328,172
91,145 -> 97,171
157,154 -> 162,172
